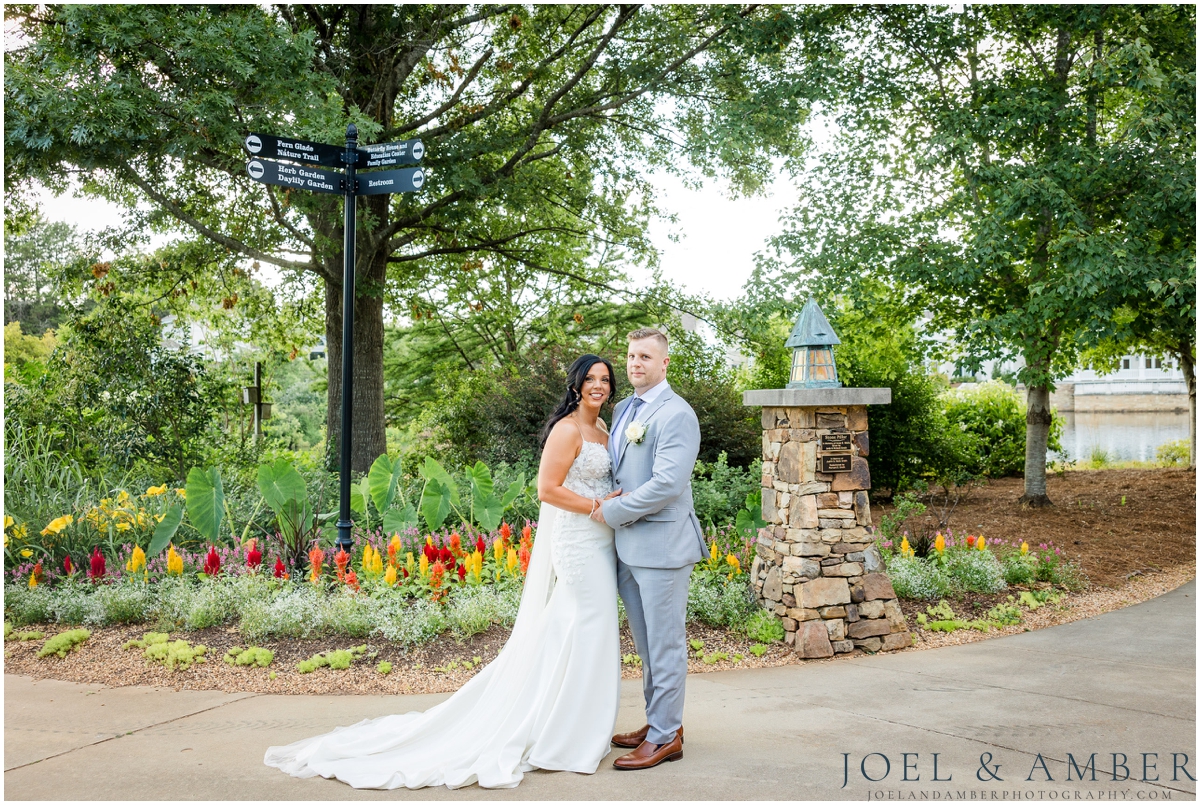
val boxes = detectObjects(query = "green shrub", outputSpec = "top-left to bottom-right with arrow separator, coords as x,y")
5,584 -> 53,626
742,609 -> 785,643
445,585 -> 521,640
38,628 -> 90,658
943,381 -> 1063,478
1156,439 -> 1190,467
143,637 -> 207,671
1001,553 -> 1038,586
692,454 -> 761,530
944,549 -> 1007,594
224,646 -> 274,667
686,573 -> 758,630
885,556 -> 954,600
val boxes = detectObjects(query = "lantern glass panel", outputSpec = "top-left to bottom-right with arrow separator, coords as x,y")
808,347 -> 836,382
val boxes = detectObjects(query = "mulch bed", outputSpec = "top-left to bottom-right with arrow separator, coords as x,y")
874,468 -> 1196,588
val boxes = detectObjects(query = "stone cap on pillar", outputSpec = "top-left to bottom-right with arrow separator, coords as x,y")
742,388 -> 891,407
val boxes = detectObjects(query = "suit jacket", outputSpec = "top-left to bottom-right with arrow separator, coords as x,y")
601,383 -> 707,569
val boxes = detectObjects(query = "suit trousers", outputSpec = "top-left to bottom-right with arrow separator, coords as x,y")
616,558 -> 694,746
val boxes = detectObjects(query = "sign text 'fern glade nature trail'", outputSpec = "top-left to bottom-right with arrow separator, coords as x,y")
241,126 -> 426,557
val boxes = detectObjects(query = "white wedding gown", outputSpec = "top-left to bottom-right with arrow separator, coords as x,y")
264,440 -> 619,790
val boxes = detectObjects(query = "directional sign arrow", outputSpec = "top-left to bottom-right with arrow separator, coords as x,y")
246,159 -> 344,194
356,167 -> 426,195
361,139 -> 425,168
244,133 -> 362,169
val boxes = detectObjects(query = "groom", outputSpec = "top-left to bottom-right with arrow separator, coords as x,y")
592,327 -> 706,770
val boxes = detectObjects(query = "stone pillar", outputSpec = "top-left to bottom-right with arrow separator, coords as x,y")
743,388 -> 912,658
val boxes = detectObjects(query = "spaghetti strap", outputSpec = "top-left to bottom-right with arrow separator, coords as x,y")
567,414 -> 608,449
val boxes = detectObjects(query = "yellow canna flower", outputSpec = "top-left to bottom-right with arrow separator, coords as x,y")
117,490 -> 131,503
20,548 -> 33,558
934,533 -> 945,554
175,488 -> 186,498
145,484 -> 168,496
166,544 -> 184,576
4,515 -> 13,530
126,545 -> 146,574
154,513 -> 165,523
384,564 -> 398,586
1020,541 -> 1029,555
419,554 -> 429,577
114,522 -> 131,532
41,514 -> 74,537
13,524 -> 26,540
977,536 -> 986,551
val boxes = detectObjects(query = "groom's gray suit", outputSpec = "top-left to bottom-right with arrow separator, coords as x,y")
602,382 -> 706,746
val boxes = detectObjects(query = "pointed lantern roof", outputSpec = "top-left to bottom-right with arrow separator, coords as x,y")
785,298 -> 841,348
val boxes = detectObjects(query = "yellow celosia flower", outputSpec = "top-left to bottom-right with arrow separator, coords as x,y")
28,572 -> 37,588
506,547 -> 518,571
372,550 -> 383,575
899,536 -> 912,558
726,555 -> 741,574
1020,541 -> 1029,555
709,542 -> 719,562
41,514 -> 73,537
145,484 -> 168,496
426,535 -> 434,548
384,565 -> 397,586
493,538 -> 503,561
362,544 -> 374,573
934,533 -> 945,554
471,549 -> 483,577
419,554 -> 429,577
406,552 -> 416,577
166,544 -> 184,576
977,536 -> 986,551
126,545 -> 146,574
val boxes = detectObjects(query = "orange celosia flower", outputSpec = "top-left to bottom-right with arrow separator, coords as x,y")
334,547 -> 350,581
430,561 -> 445,589
308,546 -> 325,584
387,538 -> 399,567
449,532 -> 462,556
499,522 -> 511,549
345,570 -> 359,591
520,524 -> 532,549
518,546 -> 531,574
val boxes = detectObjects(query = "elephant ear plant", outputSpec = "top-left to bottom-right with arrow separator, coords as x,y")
256,459 -> 329,572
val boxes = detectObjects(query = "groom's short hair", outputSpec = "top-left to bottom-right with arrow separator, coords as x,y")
627,327 -> 669,353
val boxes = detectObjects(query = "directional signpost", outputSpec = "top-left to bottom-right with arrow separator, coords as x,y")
243,124 -> 426,557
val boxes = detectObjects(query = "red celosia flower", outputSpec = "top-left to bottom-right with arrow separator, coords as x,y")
63,555 -> 74,576
203,546 -> 221,577
457,563 -> 467,581
345,570 -> 359,591
273,557 -> 286,578
966,535 -> 977,547
438,547 -> 453,565
475,536 -> 486,555
88,547 -> 106,581
334,547 -> 350,581
401,566 -> 409,578
246,540 -> 262,570
31,560 -> 44,585
423,543 -> 437,562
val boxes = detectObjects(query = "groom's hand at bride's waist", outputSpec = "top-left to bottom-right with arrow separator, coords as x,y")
590,490 -> 623,524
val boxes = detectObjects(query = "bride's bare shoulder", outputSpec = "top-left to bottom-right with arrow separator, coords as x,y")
543,417 -> 584,456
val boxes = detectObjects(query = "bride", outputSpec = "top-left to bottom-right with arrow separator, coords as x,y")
264,354 -> 622,790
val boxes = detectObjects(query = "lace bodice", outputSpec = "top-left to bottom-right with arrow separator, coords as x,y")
562,440 -> 613,499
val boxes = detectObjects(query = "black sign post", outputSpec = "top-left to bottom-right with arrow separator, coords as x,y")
243,124 -> 426,559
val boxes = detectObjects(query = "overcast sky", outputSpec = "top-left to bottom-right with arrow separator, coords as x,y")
34,168 -> 800,306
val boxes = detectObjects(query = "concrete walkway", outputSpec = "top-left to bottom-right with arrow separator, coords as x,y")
6,582 -> 1195,800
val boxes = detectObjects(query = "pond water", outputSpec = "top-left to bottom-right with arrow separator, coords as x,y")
1052,411 -> 1191,463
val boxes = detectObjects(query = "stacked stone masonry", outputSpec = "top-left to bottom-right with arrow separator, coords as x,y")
750,405 -> 912,658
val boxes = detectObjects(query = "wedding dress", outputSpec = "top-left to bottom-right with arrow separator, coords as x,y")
264,440 -> 619,790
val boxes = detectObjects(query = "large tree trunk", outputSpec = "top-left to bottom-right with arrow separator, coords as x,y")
324,272 -> 387,475
1179,349 -> 1196,468
1020,384 -> 1054,507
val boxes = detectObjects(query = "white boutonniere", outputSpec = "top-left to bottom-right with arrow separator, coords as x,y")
625,420 -> 647,445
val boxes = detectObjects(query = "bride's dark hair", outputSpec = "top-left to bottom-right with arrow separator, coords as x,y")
538,354 -> 618,447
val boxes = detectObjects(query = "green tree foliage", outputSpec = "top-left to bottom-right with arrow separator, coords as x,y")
761,5 -> 1195,505
3,214 -> 81,334
6,5 -> 821,474
4,295 -> 239,480
664,328 -> 759,467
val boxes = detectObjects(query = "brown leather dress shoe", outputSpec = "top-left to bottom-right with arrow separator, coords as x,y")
612,724 -> 684,748
612,734 -> 684,770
